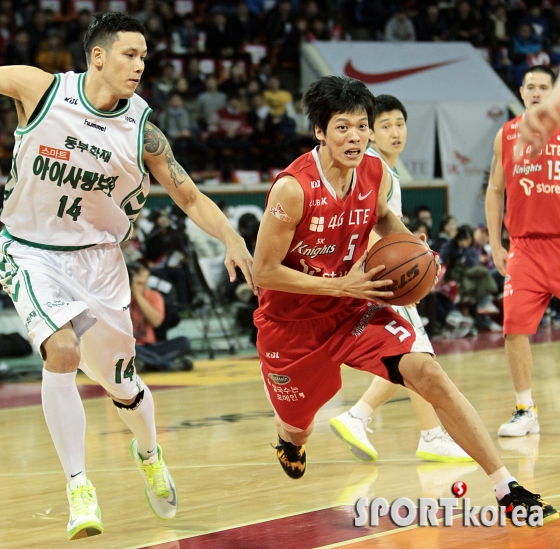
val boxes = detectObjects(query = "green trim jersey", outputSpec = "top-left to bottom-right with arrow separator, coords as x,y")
1,72 -> 153,250
365,146 -> 402,218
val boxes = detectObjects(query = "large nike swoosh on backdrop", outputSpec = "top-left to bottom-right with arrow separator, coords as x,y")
344,59 -> 462,84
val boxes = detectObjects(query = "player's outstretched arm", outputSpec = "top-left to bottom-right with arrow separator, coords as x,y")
252,176 -> 394,302
0,66 -> 54,122
485,130 -> 508,277
143,121 -> 256,291
518,81 -> 560,155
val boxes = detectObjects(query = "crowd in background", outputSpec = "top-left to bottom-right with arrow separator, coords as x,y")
2,0 -> 560,358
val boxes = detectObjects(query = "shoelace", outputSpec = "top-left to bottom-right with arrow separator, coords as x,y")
141,459 -> 171,498
349,413 -> 373,434
509,485 -> 544,508
70,485 -> 96,516
510,409 -> 530,422
275,441 -> 302,462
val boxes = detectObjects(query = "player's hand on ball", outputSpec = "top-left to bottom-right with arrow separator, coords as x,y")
339,251 -> 394,304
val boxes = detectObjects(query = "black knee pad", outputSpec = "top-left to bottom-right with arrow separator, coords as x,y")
382,354 -> 405,386
112,389 -> 144,411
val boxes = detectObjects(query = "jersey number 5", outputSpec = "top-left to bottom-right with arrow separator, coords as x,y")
385,320 -> 412,342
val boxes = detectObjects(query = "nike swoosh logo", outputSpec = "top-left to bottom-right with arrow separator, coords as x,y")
344,59 -> 462,84
358,191 -> 372,200
70,471 -> 83,478
168,480 -> 177,506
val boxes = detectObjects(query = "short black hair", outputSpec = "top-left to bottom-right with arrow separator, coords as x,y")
83,12 -> 145,63
522,65 -> 556,86
454,224 -> 473,243
374,94 -> 408,122
302,76 -> 376,135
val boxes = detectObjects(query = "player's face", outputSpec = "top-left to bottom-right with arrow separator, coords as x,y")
520,72 -> 554,111
371,109 -> 407,157
102,32 -> 146,99
315,110 -> 372,168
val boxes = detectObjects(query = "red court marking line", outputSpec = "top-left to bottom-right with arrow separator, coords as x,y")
325,514 -> 560,548
137,507 -> 461,549
0,384 -> 177,409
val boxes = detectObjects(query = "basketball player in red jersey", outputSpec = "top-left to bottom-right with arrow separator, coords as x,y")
252,75 -> 557,523
486,66 -> 558,438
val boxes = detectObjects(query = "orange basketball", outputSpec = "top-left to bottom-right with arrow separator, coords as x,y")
365,233 -> 437,306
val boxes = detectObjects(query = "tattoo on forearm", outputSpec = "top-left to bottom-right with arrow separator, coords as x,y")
144,121 -> 188,188
489,154 -> 497,179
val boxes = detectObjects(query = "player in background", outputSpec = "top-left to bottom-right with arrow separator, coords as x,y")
252,75 -> 557,525
329,95 -> 471,463
486,65 -> 559,437
0,13 -> 255,541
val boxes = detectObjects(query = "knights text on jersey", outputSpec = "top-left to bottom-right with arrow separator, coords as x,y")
0,72 -> 152,250
258,148 -> 384,321
502,114 -> 560,238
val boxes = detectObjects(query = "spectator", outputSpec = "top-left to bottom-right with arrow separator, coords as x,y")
68,29 -> 88,73
439,225 -> 501,322
5,28 -> 32,66
27,8 -> 52,59
219,62 -> 247,97
207,92 -> 254,178
185,58 -> 207,97
151,62 -> 177,111
522,4 -> 549,46
129,261 -> 193,372
412,204 -> 434,246
307,17 -> 332,41
195,75 -> 227,130
171,15 -> 202,55
205,10 -> 237,57
228,1 -> 260,44
433,214 -> 458,252
255,56 -> 274,89
174,76 -> 199,121
450,0 -> 484,47
143,14 -> 169,81
66,9 -> 92,45
509,22 -> 543,72
288,93 -> 315,153
158,93 -> 208,171
385,6 -> 416,42
416,3 -> 449,42
343,0 -> 386,40
264,0 -> 294,48
35,29 -> 73,74
263,75 -> 293,116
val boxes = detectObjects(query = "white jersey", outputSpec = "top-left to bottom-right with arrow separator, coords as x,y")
1,72 -> 152,250
365,146 -> 402,218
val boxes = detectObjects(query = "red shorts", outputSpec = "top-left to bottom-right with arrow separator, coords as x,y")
503,237 -> 560,334
255,302 -> 432,431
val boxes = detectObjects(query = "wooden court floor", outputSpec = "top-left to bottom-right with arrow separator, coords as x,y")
3,329 -> 560,548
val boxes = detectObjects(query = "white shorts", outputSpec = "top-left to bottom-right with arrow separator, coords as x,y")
393,304 -> 434,354
0,236 -> 139,400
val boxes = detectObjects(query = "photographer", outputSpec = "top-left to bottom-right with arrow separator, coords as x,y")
129,260 -> 193,372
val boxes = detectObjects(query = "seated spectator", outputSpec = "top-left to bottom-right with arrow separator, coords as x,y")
129,260 -> 193,372
151,62 -> 177,111
205,9 -> 237,57
5,28 -> 33,66
288,93 -> 315,153
171,15 -> 202,55
229,1 -> 259,44
307,17 -> 332,41
264,0 -> 294,48
439,225 -> 501,330
412,204 -> 434,247
415,3 -> 449,42
185,58 -> 207,97
433,214 -> 458,252
219,62 -> 248,97
522,4 -> 549,46
385,5 -> 416,42
509,22 -> 544,67
158,93 -> 208,171
35,28 -> 73,74
173,76 -> 198,121
68,29 -> 87,73
195,75 -> 227,130
449,0 -> 483,47
207,92 -> 254,179
263,75 -> 293,117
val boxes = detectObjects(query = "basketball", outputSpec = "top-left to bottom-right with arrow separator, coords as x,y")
365,233 -> 437,306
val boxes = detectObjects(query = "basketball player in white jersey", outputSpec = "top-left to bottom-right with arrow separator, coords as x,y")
0,13 -> 255,541
329,95 -> 472,463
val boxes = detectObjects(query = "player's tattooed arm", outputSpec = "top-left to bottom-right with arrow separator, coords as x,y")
144,121 -> 188,188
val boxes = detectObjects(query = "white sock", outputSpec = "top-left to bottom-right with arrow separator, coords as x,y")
490,466 -> 516,500
116,379 -> 157,461
350,400 -> 374,419
515,389 -> 533,409
421,426 -> 443,441
41,369 -> 87,483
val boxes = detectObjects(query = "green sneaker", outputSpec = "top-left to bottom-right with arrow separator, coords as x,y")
130,439 -> 177,519
66,480 -> 103,541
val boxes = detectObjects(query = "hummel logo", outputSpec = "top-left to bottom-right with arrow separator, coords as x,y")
358,190 -> 372,200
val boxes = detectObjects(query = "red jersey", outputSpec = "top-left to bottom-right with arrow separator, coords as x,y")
258,148 -> 384,321
502,114 -> 560,238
